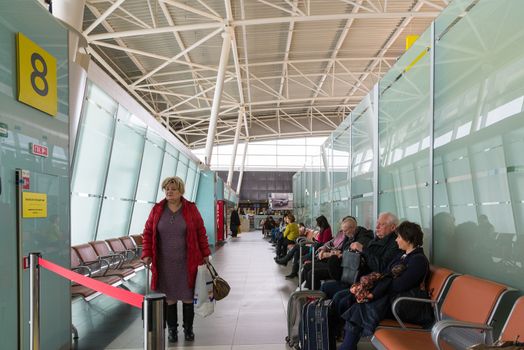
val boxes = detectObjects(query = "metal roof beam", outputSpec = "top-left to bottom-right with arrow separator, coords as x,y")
159,0 -> 223,21
83,0 -> 126,35
239,0 -> 253,137
158,1 -> 213,113
256,0 -> 299,16
341,0 -> 426,108
339,0 -> 374,12
87,11 -> 439,41
310,0 -> 362,105
131,27 -> 223,87
168,95 -> 362,115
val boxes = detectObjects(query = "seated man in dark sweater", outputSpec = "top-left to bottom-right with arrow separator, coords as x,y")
301,216 -> 373,290
324,212 -> 401,322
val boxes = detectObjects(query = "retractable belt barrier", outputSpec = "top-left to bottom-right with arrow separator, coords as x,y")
37,257 -> 144,308
25,252 -> 166,350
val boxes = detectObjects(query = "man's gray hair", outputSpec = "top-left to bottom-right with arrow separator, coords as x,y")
342,216 -> 357,225
380,212 -> 399,226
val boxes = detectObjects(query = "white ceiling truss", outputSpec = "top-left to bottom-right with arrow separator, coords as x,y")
81,0 -> 448,148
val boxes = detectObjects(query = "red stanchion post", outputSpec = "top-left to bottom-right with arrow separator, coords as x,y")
29,252 -> 41,350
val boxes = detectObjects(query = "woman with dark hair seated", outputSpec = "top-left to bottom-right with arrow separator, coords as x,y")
339,221 -> 429,350
275,215 -> 333,278
315,215 -> 333,244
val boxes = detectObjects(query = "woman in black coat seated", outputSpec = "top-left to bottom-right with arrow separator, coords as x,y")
339,221 -> 430,350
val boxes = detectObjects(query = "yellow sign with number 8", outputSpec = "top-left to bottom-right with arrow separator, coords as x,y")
16,32 -> 57,116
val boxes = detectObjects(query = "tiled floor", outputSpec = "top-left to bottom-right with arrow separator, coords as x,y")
72,230 -> 374,349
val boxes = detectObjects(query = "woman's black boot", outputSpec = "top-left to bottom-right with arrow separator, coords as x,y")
167,303 -> 178,342
182,303 -> 195,341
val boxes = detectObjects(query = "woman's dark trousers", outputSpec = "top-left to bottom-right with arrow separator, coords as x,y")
301,260 -> 331,289
277,238 -> 293,258
340,322 -> 362,350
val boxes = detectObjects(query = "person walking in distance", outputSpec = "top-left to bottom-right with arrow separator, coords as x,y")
141,176 -> 211,343
230,207 -> 241,238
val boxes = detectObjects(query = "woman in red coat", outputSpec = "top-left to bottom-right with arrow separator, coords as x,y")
141,176 -> 211,343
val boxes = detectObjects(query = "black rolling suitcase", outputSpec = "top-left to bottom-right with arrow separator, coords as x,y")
286,242 -> 325,349
299,299 -> 336,350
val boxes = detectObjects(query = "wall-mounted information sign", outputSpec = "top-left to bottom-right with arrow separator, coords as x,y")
22,192 -> 47,218
16,32 -> 57,116
29,143 -> 49,157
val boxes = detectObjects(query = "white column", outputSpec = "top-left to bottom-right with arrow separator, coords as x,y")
51,0 -> 89,162
227,107 -> 244,186
52,0 -> 87,62
236,142 -> 248,194
205,29 -> 231,166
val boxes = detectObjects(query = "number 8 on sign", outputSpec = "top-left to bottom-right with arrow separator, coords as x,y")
16,33 -> 57,116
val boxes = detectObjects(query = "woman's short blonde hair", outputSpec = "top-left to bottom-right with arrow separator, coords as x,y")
161,176 -> 185,195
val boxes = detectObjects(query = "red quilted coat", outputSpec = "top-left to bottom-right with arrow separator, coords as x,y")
141,197 -> 211,290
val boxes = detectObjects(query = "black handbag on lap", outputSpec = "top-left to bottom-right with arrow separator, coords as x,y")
340,250 -> 362,285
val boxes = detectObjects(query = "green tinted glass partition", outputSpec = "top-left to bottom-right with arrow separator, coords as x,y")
293,0 -> 524,294
433,0 -> 524,290
195,170 -> 216,245
378,27 -> 432,252
351,88 -> 378,230
71,83 -> 116,244
0,0 -> 70,348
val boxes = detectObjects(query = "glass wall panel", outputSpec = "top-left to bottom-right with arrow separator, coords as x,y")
351,91 -> 377,230
129,201 -> 154,235
320,137 -> 333,224
193,168 -> 201,201
136,129 -> 165,200
71,83 -> 117,244
97,107 -> 145,239
185,162 -> 197,200
332,118 -> 351,226
157,144 -> 179,201
176,153 -> 189,181
128,128 -> 165,235
433,0 -> 524,290
378,28 -> 432,246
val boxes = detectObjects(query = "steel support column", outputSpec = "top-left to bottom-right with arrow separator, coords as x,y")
205,29 -> 231,166
236,142 -> 248,194
227,107 -> 244,186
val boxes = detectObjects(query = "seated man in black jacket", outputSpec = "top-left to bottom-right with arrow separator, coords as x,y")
325,212 -> 401,322
301,216 -> 373,290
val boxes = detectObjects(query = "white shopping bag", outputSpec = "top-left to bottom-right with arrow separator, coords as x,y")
194,264 -> 215,317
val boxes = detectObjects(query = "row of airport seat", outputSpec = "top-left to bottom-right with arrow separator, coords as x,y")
70,234 -> 144,301
371,265 -> 524,350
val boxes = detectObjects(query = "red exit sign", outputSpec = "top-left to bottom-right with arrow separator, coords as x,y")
30,143 -> 48,157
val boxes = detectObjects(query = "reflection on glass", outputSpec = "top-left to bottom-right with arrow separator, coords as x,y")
378,27 -> 432,244
433,0 -> 524,290
351,91 -> 376,230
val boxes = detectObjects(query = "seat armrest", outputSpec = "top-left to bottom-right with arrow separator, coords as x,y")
99,253 -> 125,268
392,296 -> 439,329
72,265 -> 92,277
125,249 -> 137,260
431,320 -> 493,350
298,239 -> 316,246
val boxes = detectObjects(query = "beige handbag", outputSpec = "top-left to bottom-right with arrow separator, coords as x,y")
205,261 -> 231,301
